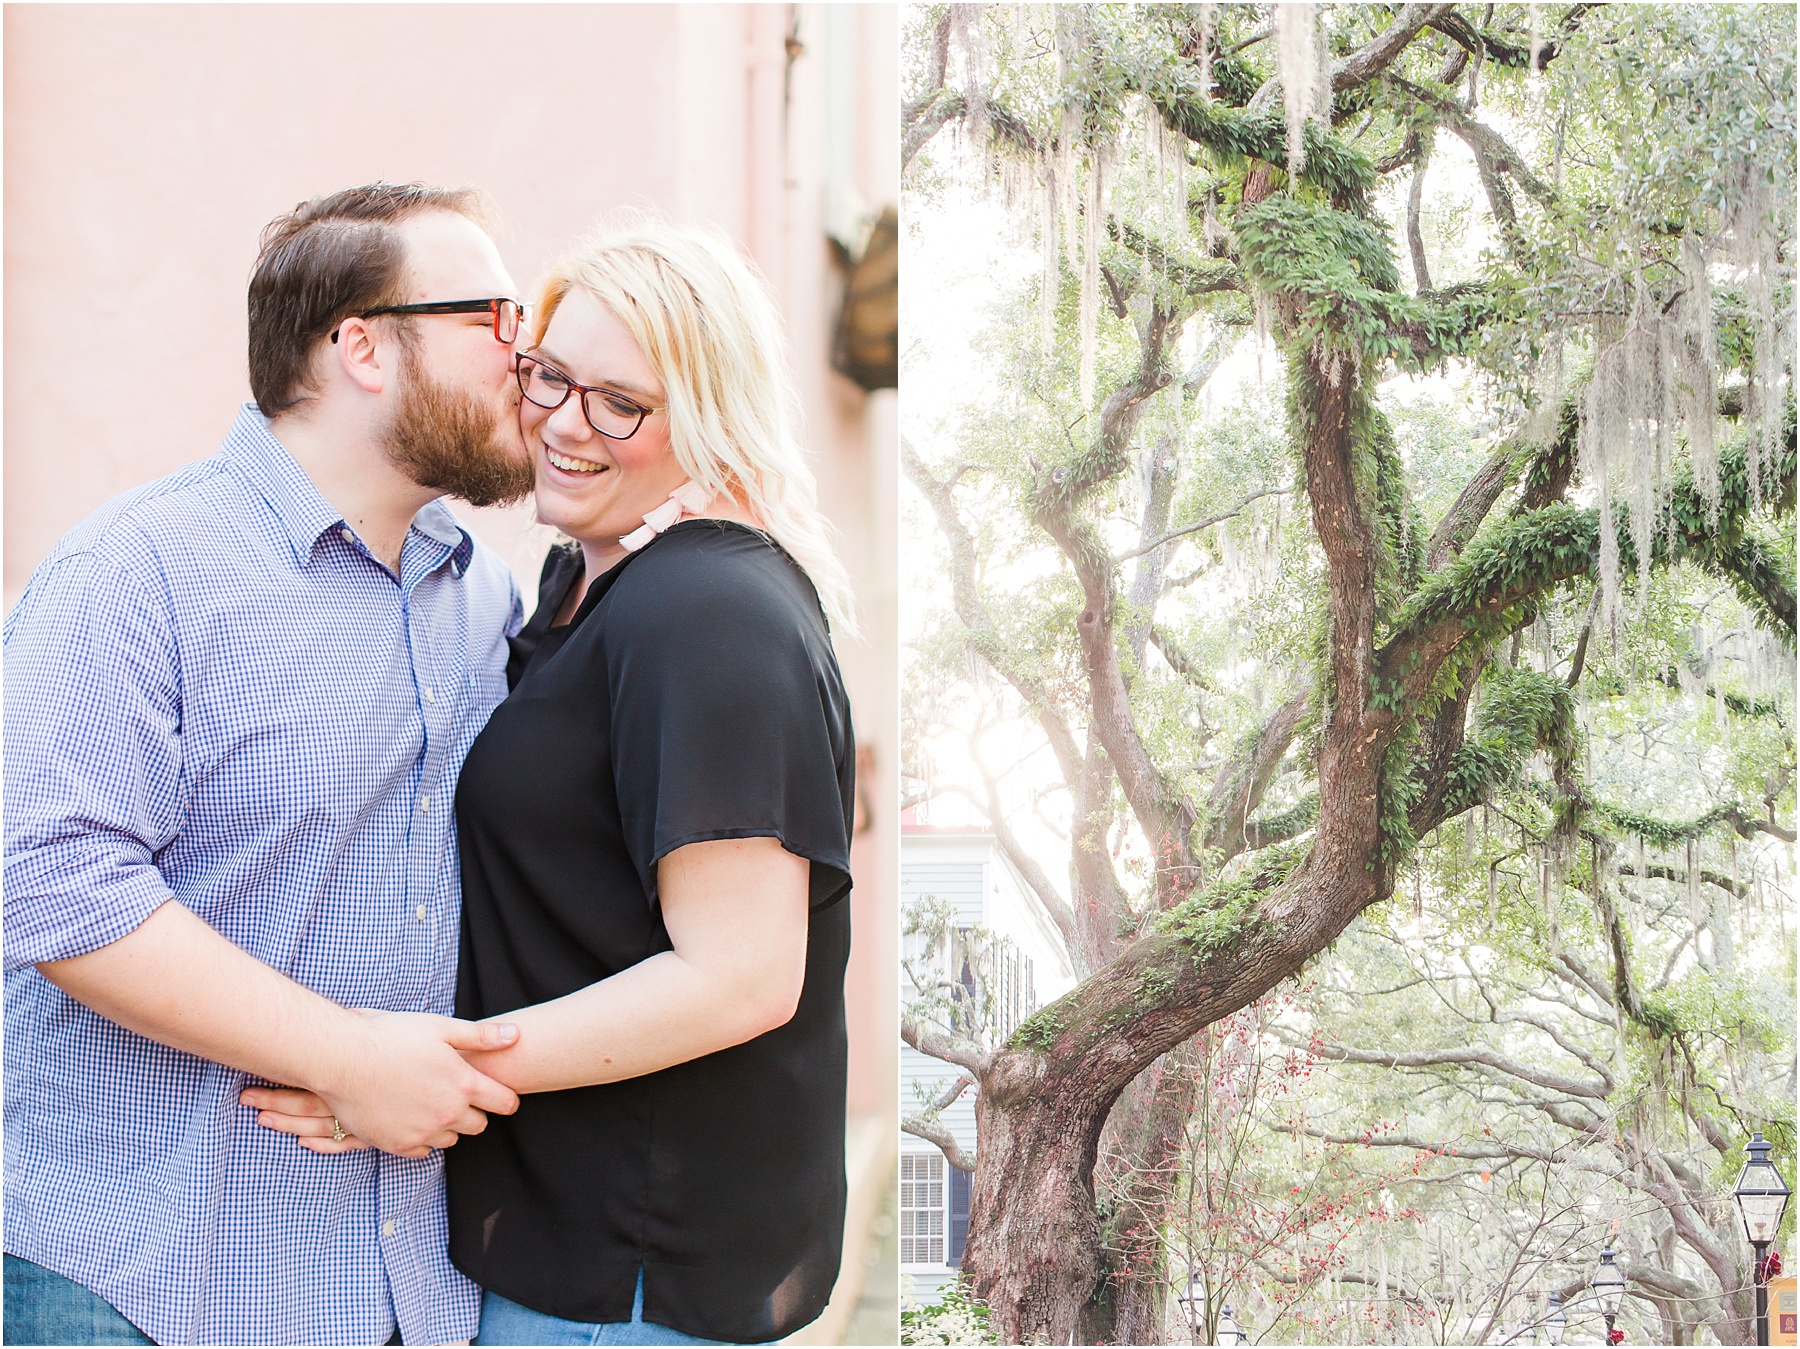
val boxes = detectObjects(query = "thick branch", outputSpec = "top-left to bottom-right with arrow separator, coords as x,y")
1406,140 -> 1433,294
1201,686 -> 1312,862
1425,439 -> 1528,569
1384,427 -> 1799,725
1398,77 -> 1559,207
1149,627 -> 1211,690
1295,353 -> 1393,889
1426,6 -> 1598,72
1249,4 -> 1455,114
1030,305 -> 1203,901
902,10 -> 961,171
1335,4 -> 1459,90
1107,216 -> 1242,298
902,1015 -> 993,1077
1376,128 -> 1423,177
1148,78 -> 1375,212
903,88 -> 967,170
903,1116 -> 977,1172
973,760 -> 1085,967
1620,1260 -> 1711,1306
1071,733 -> 1131,970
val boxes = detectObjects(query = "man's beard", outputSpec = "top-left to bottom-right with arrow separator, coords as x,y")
382,355 -> 534,508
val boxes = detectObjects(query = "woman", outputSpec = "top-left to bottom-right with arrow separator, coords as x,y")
247,218 -> 858,1346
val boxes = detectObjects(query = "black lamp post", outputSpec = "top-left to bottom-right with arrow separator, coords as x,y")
1733,1132 -> 1792,1347
1592,1246 -> 1626,1342
1544,1291 -> 1566,1346
1176,1272 -> 1204,1345
1215,1304 -> 1248,1347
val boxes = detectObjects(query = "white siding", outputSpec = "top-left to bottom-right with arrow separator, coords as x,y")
901,831 -> 1080,1304
901,858 -> 985,927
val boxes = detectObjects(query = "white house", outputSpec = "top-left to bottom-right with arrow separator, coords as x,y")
900,826 -> 1078,1302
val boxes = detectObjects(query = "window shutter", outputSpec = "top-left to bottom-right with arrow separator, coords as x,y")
948,1162 -> 972,1266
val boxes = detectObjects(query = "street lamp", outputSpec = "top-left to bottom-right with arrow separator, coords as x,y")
1515,1287 -> 1541,1345
1733,1132 -> 1792,1347
1176,1272 -> 1204,1345
1592,1246 -> 1626,1342
1544,1292 -> 1567,1346
1215,1305 -> 1249,1347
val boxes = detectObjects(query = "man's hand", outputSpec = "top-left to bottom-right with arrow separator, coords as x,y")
294,1012 -> 519,1158
242,1015 -> 520,1158
37,902 -> 523,1160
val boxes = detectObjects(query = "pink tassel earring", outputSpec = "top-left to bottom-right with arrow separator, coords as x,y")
621,481 -> 714,552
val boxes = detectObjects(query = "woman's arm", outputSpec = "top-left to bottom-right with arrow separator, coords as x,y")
244,835 -> 809,1141
464,834 -> 810,1092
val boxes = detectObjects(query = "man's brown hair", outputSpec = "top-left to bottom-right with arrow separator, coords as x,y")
247,183 -> 490,416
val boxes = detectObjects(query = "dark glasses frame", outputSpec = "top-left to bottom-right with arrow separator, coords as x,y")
331,297 -> 524,343
515,351 -> 664,441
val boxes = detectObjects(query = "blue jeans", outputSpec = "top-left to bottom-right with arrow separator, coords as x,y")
476,1272 -> 762,1346
4,1253 -> 409,1346
4,1255 -> 155,1346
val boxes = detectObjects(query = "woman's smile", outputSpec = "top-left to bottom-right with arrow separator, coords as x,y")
542,444 -> 609,476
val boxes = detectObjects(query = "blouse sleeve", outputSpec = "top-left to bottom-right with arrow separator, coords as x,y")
603,535 -> 853,912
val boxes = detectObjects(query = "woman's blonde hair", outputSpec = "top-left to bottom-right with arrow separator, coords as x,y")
530,215 -> 858,637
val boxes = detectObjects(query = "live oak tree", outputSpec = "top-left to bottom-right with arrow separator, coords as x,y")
901,4 -> 1793,1344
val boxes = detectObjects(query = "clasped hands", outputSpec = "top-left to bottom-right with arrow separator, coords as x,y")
238,1008 -> 519,1159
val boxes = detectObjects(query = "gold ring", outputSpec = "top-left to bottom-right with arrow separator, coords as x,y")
331,1117 -> 346,1142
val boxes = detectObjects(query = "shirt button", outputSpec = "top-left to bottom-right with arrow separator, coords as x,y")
340,528 -> 355,543
423,688 -> 435,705
415,904 -> 428,922
381,1219 -> 396,1237
418,796 -> 430,812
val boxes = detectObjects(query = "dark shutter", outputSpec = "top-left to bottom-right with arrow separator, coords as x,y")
947,1162 -> 972,1266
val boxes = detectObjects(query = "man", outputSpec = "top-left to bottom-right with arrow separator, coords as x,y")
5,183 -> 539,1345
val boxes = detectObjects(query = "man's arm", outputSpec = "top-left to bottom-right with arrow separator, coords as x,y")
246,836 -> 807,1149
41,899 -> 520,1159
7,551 -> 514,1158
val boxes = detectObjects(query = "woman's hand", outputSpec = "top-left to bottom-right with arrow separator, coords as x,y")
240,1083 -> 371,1154
239,1007 -> 520,1156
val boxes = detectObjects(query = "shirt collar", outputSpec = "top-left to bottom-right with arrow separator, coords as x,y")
411,498 -> 477,576
220,403 -> 474,575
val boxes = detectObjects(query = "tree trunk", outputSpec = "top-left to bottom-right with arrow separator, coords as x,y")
965,1051 -> 1114,1346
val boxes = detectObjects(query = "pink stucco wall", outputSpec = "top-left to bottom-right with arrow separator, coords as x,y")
4,4 -> 897,1116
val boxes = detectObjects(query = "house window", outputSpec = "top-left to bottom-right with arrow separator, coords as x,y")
900,1151 -> 945,1264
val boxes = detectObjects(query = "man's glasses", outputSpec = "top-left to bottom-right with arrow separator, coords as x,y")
515,352 -> 663,441
332,297 -> 524,344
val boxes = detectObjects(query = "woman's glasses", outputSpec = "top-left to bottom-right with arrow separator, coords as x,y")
515,352 -> 663,441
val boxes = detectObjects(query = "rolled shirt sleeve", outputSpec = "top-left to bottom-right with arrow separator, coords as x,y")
4,551 -> 184,971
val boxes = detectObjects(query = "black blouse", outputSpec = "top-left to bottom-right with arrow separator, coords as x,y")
446,521 -> 854,1344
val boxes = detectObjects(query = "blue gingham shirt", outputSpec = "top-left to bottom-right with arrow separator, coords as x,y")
4,405 -> 523,1345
